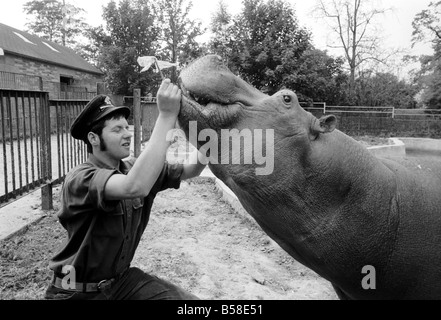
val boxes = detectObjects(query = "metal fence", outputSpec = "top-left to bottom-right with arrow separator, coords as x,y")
1,86 -> 441,209
44,81 -> 97,100
303,103 -> 441,137
0,71 -> 43,91
0,88 -> 88,208
0,71 -> 97,100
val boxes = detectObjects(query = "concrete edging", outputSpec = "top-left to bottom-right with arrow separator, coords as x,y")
366,137 -> 441,157
214,179 -> 250,219
366,138 -> 406,158
395,137 -> 441,155
0,189 -> 47,241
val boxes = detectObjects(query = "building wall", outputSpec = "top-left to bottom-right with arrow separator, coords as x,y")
0,53 -> 103,91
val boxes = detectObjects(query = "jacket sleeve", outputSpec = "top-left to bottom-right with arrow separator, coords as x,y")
150,161 -> 184,194
61,165 -> 120,219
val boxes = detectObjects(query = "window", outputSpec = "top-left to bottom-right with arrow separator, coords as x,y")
60,75 -> 74,91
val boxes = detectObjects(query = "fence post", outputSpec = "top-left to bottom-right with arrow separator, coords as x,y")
133,89 -> 142,158
40,93 -> 53,210
39,76 -> 43,91
97,82 -> 107,95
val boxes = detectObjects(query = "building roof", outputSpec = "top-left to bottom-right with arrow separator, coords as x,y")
0,23 -> 102,75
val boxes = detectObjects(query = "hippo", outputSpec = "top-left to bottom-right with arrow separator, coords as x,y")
177,54 -> 441,300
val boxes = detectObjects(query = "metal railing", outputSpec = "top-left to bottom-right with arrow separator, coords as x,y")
0,88 -> 88,208
0,90 -> 45,203
0,71 -> 43,91
300,102 -> 441,120
1,86 -> 440,208
44,81 -> 96,100
0,71 -> 96,100
300,103 -> 441,137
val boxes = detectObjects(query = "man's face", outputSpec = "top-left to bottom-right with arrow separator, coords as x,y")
99,116 -> 132,161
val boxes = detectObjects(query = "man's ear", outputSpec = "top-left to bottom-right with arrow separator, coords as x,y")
87,132 -> 99,146
310,115 -> 337,139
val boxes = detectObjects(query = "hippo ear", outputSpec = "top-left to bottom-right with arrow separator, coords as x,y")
310,115 -> 337,139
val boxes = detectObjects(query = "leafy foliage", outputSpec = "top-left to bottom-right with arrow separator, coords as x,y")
24,0 -> 88,48
156,0 -> 206,82
412,1 -> 441,109
208,0 -> 347,104
86,0 -> 204,95
355,71 -> 419,108
294,49 -> 349,105
22,0 -> 423,108
209,0 -> 233,61
228,0 -> 312,95
95,0 -> 162,95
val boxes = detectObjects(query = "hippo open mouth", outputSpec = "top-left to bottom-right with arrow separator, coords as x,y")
178,55 -> 267,131
179,81 -> 243,124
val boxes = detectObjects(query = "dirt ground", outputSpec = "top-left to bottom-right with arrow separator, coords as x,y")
0,178 -> 337,300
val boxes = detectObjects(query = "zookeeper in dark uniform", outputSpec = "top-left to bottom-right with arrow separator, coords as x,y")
44,79 -> 206,300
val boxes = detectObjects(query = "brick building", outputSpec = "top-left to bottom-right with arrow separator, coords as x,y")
0,22 -> 103,98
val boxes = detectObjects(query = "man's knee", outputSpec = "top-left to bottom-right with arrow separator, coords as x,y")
126,268 -> 199,300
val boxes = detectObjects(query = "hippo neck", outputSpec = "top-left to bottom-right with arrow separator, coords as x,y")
213,130 -> 398,289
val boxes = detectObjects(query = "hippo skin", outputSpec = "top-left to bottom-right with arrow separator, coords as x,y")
177,54 -> 441,300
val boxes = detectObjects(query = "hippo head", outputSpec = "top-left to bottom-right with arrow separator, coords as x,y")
177,54 -> 337,182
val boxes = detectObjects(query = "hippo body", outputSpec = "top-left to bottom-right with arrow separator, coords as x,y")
178,55 -> 441,300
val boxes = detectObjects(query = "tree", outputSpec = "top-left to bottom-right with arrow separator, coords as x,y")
209,0 -> 234,60
227,0 -> 312,95
294,49 -> 349,105
76,26 -> 112,67
156,0 -> 205,82
412,1 -> 441,47
412,1 -> 441,108
24,0 -> 88,48
206,0 -> 349,103
96,0 -> 161,95
313,0 -> 392,103
355,71 -> 418,108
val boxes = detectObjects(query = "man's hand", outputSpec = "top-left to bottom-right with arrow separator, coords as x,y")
157,78 -> 181,119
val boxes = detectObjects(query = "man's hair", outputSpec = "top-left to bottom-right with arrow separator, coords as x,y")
85,110 -> 129,153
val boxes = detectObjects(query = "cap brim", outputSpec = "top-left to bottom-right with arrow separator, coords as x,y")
71,105 -> 131,140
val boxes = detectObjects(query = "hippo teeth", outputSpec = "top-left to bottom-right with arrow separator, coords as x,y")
188,91 -> 211,106
180,83 -> 213,106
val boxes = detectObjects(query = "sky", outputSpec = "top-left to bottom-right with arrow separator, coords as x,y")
0,0 -> 435,70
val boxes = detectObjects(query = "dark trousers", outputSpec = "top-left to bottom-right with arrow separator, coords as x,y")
44,267 -> 199,300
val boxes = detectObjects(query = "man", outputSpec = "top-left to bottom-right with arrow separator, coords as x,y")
44,79 -> 206,300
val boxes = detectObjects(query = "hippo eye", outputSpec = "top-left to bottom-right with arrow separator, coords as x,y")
283,95 -> 292,103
